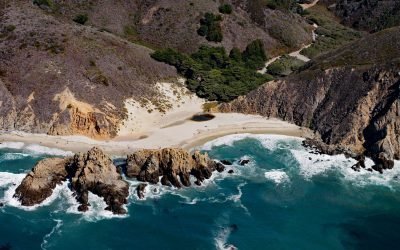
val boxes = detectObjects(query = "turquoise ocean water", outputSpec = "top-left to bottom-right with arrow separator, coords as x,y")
1,134 -> 400,250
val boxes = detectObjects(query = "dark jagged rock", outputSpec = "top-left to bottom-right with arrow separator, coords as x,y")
371,152 -> 394,174
351,155 -> 366,172
136,184 -> 147,199
126,148 -> 217,187
67,147 -> 129,215
161,175 -> 171,187
13,158 -> 70,206
215,162 -> 225,172
0,202 -> 4,207
239,159 -> 250,166
228,169 -> 234,174
302,138 -> 356,158
221,160 -> 233,165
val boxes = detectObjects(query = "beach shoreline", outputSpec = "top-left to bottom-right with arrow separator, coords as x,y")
0,113 -> 312,155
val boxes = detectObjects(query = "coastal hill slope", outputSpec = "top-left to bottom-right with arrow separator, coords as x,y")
220,27 -> 400,160
0,0 -> 313,139
31,0 -> 313,55
0,1 -> 178,138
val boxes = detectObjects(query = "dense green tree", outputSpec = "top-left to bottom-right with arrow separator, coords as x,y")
242,39 -> 267,70
197,13 -> 223,42
151,41 -> 272,102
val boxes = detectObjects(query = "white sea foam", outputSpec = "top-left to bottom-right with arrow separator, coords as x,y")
0,153 -> 31,163
2,177 -> 68,211
265,169 -> 290,184
24,144 -> 73,156
202,134 -> 253,150
40,219 -> 63,250
214,214 -> 238,250
201,133 -> 301,151
0,141 -> 72,156
0,142 -> 25,150
64,188 -> 128,221
290,147 -> 400,189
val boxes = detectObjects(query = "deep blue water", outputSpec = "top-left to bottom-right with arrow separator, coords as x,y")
1,135 -> 400,250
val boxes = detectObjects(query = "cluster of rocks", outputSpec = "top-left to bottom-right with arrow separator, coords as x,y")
13,147 -> 229,214
126,148 -> 225,188
302,138 -> 395,174
14,147 -> 129,214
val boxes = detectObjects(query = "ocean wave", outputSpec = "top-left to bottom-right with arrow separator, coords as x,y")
0,152 -> 31,163
65,190 -> 128,222
24,144 -> 73,157
214,214 -> 238,250
0,142 -> 25,150
290,148 -> 400,189
1,176 -> 68,211
201,133 -> 301,151
264,169 -> 290,184
0,141 -> 73,157
40,219 -> 63,250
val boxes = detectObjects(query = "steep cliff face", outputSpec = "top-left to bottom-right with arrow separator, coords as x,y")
221,27 -> 400,160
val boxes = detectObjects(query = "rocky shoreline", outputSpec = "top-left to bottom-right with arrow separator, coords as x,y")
13,139 -> 396,215
13,147 -> 226,214
302,138 -> 395,174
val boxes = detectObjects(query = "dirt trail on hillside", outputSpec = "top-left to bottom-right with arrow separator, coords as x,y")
258,1 -> 320,74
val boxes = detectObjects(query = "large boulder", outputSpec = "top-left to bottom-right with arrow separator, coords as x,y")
14,158 -> 69,206
67,147 -> 129,214
126,148 -> 218,187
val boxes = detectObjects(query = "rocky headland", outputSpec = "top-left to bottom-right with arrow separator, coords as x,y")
220,26 -> 400,167
13,147 -> 225,214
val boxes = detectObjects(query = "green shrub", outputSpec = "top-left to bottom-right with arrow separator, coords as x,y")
6,25 -> 16,32
197,13 -> 223,42
219,4 -> 233,14
151,41 -> 272,102
73,14 -> 88,25
267,55 -> 305,76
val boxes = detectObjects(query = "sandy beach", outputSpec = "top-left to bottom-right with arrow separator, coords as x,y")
0,81 -> 311,155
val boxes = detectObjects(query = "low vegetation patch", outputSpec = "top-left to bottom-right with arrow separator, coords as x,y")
219,4 -> 233,14
301,5 -> 362,59
247,0 -> 303,24
152,40 -> 272,102
197,13 -> 223,42
73,14 -> 89,25
267,55 -> 305,76
33,0 -> 53,7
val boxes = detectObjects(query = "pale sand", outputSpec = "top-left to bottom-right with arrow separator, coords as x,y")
0,114 -> 309,156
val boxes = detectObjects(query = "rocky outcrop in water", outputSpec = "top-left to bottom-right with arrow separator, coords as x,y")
126,148 -> 222,188
14,158 -> 69,206
67,147 -> 129,214
14,147 -> 129,214
14,147 -> 224,211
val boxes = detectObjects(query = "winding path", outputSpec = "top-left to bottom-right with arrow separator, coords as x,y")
258,0 -> 320,74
